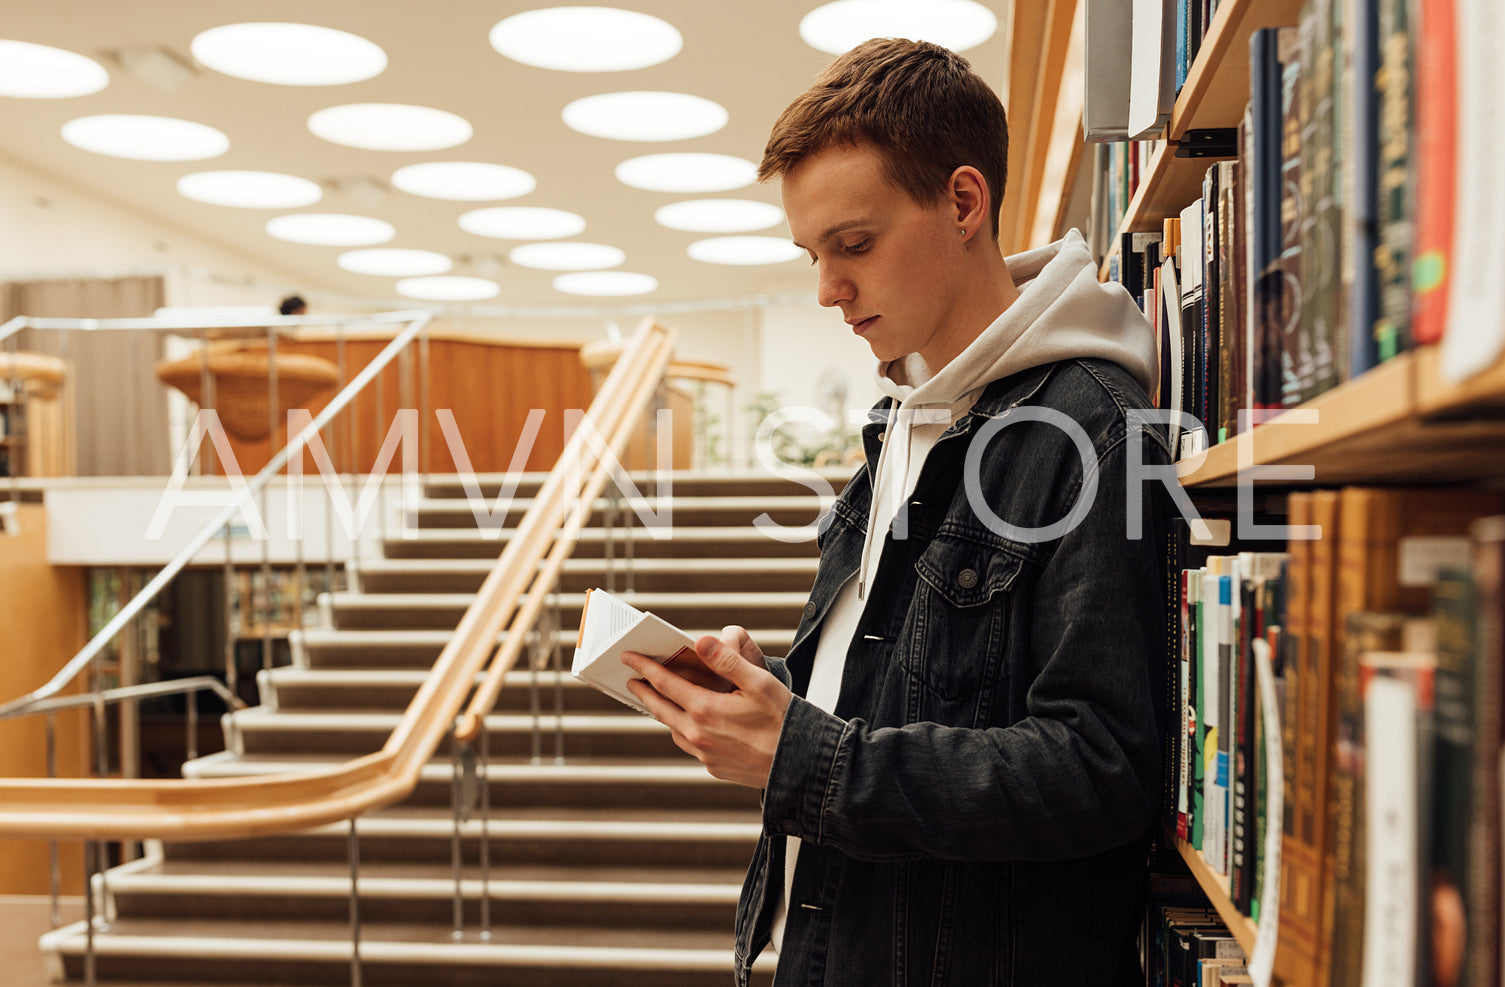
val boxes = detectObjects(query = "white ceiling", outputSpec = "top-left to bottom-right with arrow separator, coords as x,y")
1,1 -> 1013,311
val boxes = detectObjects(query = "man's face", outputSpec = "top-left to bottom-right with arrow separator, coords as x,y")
782,142 -> 969,367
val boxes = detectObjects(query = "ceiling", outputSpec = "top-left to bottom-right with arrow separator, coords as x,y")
1,0 -> 1014,312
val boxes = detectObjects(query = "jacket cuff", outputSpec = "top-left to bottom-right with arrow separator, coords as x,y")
761,694 -> 847,844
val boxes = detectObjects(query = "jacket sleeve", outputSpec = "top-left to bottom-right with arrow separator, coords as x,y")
759,429 -> 1168,864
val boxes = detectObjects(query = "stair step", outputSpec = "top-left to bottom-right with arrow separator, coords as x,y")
108,862 -> 741,929
45,922 -> 774,987
326,589 -> 808,631
354,555 -> 819,594
162,814 -> 762,870
296,627 -> 797,670
382,525 -> 820,560
261,667 -> 626,714
230,709 -> 681,758
182,753 -> 760,811
422,467 -> 847,501
413,495 -> 832,530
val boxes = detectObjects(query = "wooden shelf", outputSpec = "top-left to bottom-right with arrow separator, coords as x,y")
1175,346 -> 1505,488
1174,837 -> 1259,957
1098,0 -> 1306,280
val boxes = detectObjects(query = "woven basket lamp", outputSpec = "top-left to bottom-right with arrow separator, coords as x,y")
156,348 -> 341,441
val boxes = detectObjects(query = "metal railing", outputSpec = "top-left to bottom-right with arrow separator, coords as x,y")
0,316 -> 677,986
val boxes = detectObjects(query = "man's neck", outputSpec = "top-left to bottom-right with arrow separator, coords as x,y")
919,251 -> 1020,372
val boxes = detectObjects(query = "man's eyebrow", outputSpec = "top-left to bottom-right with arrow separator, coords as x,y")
791,219 -> 876,251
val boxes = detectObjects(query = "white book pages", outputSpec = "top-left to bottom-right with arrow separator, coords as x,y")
571,587 -> 715,716
1442,0 -> 1505,383
1248,637 -> 1283,987
1084,0 -> 1134,141
1360,675 -> 1419,987
1127,0 -> 1175,138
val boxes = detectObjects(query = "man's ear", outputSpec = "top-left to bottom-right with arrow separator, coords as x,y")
949,165 -> 990,235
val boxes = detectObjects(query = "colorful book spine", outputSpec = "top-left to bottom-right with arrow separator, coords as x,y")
1371,0 -> 1415,360
1408,0 -> 1455,345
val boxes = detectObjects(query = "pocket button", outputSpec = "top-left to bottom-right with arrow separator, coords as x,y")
956,568 -> 979,589
803,602 -> 817,619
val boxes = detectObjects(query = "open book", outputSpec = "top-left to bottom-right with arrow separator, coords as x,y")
571,588 -> 733,714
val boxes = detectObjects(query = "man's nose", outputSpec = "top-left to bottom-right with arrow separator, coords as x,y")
816,263 -> 853,308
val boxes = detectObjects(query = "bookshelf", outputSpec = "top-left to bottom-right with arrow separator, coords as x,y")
1177,348 -> 1505,488
1098,0 -> 1306,281
1077,0 -> 1505,981
1174,837 -> 1259,956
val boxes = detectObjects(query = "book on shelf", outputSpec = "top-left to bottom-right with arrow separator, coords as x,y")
1128,0 -> 1178,138
1371,0 -> 1415,362
1408,0 -> 1455,347
1084,0 -> 1137,141
1441,0 -> 1505,384
571,588 -> 731,714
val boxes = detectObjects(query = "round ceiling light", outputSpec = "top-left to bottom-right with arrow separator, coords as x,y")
391,161 -> 536,201
615,153 -> 757,194
265,213 -> 395,246
177,170 -> 323,209
459,206 -> 586,240
308,103 -> 472,151
337,248 -> 453,277
563,91 -> 727,142
799,0 -> 998,54
490,7 -> 682,72
396,276 -> 501,301
61,114 -> 229,161
509,242 -> 625,271
0,40 -> 109,97
553,271 -> 658,296
190,23 -> 387,86
655,199 -> 784,233
688,236 -> 805,266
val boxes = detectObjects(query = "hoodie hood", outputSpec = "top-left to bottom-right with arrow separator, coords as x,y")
856,228 -> 1157,598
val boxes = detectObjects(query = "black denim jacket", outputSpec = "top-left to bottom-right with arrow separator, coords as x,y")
734,358 -> 1173,987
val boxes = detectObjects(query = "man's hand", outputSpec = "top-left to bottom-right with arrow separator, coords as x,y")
623,627 -> 790,789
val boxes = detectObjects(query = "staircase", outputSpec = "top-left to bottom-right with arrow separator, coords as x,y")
40,471 -> 841,986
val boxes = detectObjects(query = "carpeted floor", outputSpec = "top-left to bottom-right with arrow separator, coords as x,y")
0,895 -> 82,987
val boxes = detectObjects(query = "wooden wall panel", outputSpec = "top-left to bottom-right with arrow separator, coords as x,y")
0,505 -> 89,894
211,338 -> 595,477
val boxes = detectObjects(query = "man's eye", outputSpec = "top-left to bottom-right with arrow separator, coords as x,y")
847,239 -> 872,254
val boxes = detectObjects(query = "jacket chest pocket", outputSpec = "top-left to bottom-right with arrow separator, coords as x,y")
905,534 -> 1025,705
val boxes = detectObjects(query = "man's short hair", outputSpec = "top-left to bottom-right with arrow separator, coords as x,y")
758,38 -> 1009,240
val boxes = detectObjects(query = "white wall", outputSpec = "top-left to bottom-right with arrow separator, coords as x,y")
0,150 -> 332,310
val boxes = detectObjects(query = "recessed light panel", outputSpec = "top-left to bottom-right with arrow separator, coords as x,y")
615,153 -> 756,193
509,243 -> 625,271
553,271 -> 658,296
459,207 -> 586,240
0,40 -> 109,97
391,162 -> 536,201
688,236 -> 805,266
396,276 -> 500,301
799,0 -> 998,54
308,103 -> 472,151
62,115 -> 229,161
337,249 -> 452,277
266,213 -> 395,246
655,199 -> 784,233
191,23 -> 387,86
177,170 -> 323,209
563,91 -> 727,142
490,7 -> 682,72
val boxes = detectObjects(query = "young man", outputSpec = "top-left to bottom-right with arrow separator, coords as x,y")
623,39 -> 1170,987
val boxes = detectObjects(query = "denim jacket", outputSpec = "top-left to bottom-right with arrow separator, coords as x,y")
734,358 -> 1173,987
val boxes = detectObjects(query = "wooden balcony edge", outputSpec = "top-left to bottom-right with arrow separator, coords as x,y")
1172,836 -> 1260,957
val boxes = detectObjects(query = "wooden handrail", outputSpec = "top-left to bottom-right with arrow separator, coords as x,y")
0,318 -> 675,842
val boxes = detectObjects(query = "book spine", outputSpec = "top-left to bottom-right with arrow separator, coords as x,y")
1278,25 -> 1307,408
1194,568 -> 1209,853
1431,567 -> 1475,987
1215,571 -> 1234,874
1297,0 -> 1340,403
1408,0 -> 1455,345
1467,518 -> 1505,987
1180,569 -> 1196,840
1372,0 -> 1415,360
1309,489 -> 1342,987
1216,159 -> 1240,443
1201,167 -> 1221,436
1342,0 -> 1381,380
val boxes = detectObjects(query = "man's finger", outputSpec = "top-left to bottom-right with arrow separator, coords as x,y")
721,625 -> 765,665
694,635 -> 762,688
622,650 -> 702,712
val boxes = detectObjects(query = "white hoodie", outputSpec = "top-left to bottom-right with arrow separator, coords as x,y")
770,228 -> 1157,955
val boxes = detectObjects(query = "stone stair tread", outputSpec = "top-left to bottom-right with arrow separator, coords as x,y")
45,917 -> 752,957
231,711 -> 667,732
296,627 -> 798,646
355,556 -> 820,573
184,751 -> 730,782
326,589 -> 811,607
144,858 -> 748,886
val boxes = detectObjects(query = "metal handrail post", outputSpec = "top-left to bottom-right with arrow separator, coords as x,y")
47,713 -> 59,927
450,728 -> 465,940
478,719 -> 492,940
349,816 -> 362,987
83,841 -> 97,987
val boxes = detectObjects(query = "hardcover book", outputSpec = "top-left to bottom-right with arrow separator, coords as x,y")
571,588 -> 731,714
